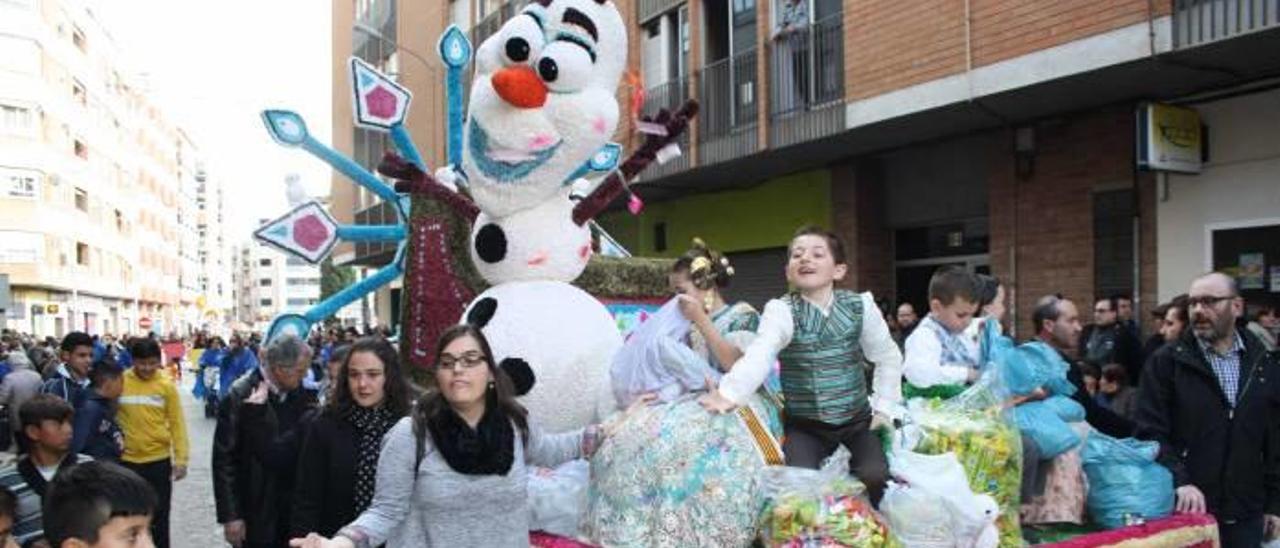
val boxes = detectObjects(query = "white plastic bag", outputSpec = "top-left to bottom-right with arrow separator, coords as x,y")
881,482 -> 954,548
527,459 -> 590,538
883,449 -> 1000,548
762,446 -> 858,499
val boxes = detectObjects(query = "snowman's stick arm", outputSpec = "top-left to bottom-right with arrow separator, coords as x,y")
378,152 -> 480,222
572,100 -> 699,226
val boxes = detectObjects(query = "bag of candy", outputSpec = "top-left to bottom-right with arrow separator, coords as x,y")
903,369 -> 1024,548
760,448 -> 894,547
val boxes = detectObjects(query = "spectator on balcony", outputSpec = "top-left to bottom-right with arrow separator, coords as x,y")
775,0 -> 808,36
773,0 -> 810,114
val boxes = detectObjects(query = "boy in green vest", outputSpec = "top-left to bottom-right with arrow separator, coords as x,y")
700,226 -> 903,503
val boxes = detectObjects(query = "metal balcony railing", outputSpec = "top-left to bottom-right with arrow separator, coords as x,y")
637,77 -> 692,180
352,201 -> 398,265
1174,0 -> 1280,48
769,14 -> 847,148
697,48 -> 759,166
472,1 -> 521,46
638,0 -> 685,25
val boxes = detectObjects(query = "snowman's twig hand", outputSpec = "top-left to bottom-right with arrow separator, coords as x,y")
378,152 -> 479,221
572,100 -> 699,226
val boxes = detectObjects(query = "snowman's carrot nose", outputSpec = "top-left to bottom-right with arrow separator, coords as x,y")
492,66 -> 547,109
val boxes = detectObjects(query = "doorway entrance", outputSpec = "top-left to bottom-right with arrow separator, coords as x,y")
892,219 -> 990,316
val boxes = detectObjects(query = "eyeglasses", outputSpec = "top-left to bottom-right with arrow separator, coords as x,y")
437,351 -> 486,371
1187,295 -> 1235,308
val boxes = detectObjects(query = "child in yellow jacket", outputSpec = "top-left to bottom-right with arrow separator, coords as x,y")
117,338 -> 188,548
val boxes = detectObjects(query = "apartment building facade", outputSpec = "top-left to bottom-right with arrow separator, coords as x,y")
0,0 -> 208,337
195,164 -> 235,332
330,0 -> 451,333
608,0 -> 1280,334
333,0 -> 1280,333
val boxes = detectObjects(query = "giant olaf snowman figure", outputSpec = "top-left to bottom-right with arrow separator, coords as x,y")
402,0 -> 696,432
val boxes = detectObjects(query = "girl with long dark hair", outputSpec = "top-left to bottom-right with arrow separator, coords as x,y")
290,338 -> 414,539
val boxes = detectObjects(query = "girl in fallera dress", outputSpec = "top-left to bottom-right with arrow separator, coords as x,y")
587,240 -> 783,546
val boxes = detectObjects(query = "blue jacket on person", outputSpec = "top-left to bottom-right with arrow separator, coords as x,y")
219,347 -> 258,399
194,347 -> 226,399
70,391 -> 124,461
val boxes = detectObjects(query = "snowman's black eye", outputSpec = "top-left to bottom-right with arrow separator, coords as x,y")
537,57 -> 559,82
505,37 -> 531,63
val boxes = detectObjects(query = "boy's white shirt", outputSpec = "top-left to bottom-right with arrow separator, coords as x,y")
902,315 -> 977,388
717,291 -> 904,418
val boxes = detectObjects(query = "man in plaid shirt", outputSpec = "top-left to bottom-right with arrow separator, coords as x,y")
1136,272 -> 1280,547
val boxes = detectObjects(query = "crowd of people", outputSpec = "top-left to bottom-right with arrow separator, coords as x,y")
0,225 -> 1275,547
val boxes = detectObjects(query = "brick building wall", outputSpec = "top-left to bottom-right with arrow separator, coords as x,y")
845,0 -> 967,101
842,0 -> 1172,102
970,0 -> 1170,67
987,107 -> 1158,340
830,160 -> 894,299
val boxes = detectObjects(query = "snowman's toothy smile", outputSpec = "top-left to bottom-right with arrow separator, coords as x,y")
470,119 -> 562,183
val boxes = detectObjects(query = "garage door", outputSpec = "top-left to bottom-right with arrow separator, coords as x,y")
721,247 -> 789,310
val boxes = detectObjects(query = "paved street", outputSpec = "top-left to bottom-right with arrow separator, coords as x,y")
171,373 -> 225,547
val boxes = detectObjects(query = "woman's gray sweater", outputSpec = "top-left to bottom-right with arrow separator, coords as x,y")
344,416 -> 583,547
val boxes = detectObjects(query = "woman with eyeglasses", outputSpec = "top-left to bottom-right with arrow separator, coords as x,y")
290,324 -> 644,548
289,338 -> 414,542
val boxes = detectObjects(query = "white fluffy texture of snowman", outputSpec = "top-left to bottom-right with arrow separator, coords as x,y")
450,0 -> 627,285
445,0 -> 631,432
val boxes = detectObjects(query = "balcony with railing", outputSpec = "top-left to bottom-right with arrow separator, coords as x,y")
697,48 -> 759,167
472,1 -> 521,46
351,201 -> 398,266
768,13 -> 846,148
1174,0 -> 1280,48
638,0 -> 686,26
636,77 -> 691,180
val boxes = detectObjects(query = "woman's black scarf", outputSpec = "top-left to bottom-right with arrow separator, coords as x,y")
426,403 -> 515,476
348,405 -> 397,512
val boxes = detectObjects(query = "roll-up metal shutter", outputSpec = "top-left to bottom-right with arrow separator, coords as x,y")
721,247 -> 789,310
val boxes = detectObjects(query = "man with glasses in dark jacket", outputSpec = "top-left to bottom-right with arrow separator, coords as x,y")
1136,272 -> 1280,547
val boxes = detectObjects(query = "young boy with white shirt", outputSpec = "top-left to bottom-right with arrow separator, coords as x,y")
902,267 -> 982,388
699,226 -> 903,503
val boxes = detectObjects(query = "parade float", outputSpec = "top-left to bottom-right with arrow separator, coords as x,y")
250,0 -> 1220,545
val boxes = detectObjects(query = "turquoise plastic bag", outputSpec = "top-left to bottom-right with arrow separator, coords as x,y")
1081,431 -> 1174,529
1012,397 -> 1085,458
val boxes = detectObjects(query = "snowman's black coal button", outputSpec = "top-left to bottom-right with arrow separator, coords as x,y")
467,297 -> 498,328
475,223 -> 507,263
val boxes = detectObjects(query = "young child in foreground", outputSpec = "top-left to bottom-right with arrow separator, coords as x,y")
42,460 -> 157,548
699,225 -> 904,503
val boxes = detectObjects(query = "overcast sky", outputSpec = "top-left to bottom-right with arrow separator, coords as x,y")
93,0 -> 334,242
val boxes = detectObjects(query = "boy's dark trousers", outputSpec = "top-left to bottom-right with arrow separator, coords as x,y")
124,458 -> 172,548
782,409 -> 889,505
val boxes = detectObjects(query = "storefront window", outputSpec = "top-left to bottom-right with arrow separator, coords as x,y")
1212,222 -> 1280,310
